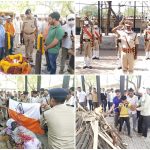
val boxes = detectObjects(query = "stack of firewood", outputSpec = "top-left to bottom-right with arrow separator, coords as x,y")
76,105 -> 127,149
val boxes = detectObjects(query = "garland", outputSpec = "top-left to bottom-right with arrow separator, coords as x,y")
0,54 -> 31,74
37,34 -> 44,54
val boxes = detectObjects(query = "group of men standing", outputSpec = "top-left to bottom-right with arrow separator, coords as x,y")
0,9 -> 75,74
79,16 -> 150,74
76,86 -> 150,138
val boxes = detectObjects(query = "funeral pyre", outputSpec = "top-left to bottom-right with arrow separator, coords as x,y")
0,54 -> 31,74
76,105 -> 127,149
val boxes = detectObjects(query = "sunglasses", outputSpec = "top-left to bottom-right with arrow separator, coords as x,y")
68,18 -> 74,21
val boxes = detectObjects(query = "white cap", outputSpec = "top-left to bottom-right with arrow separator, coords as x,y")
67,14 -> 75,20
5,16 -> 11,19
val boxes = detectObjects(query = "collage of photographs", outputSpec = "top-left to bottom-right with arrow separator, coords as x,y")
0,0 -> 150,149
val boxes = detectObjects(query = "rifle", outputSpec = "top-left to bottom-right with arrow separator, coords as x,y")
80,28 -> 83,54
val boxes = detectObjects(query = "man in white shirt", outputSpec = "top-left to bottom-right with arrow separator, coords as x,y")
137,88 -> 150,138
76,87 -> 86,108
14,15 -> 21,49
127,88 -> 138,132
86,88 -> 93,111
59,14 -> 75,74
30,91 -> 40,103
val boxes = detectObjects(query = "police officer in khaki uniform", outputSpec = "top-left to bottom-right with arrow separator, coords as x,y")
112,20 -> 139,74
92,24 -> 102,60
144,22 -> 150,60
80,17 -> 94,69
22,9 -> 38,62
40,88 -> 74,149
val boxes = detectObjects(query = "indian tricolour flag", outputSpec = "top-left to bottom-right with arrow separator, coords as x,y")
8,99 -> 44,135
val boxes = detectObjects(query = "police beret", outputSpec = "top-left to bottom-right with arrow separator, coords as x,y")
49,88 -> 68,101
25,9 -> 31,15
49,12 -> 60,20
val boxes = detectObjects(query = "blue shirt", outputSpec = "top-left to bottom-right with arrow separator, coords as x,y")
113,96 -> 122,113
0,24 -> 5,48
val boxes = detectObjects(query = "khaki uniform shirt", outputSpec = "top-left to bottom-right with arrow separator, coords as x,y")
117,30 -> 139,49
82,26 -> 93,40
44,104 -> 74,149
23,17 -> 36,34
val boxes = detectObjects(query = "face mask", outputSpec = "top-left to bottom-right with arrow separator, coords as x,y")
68,20 -> 75,26
84,21 -> 88,25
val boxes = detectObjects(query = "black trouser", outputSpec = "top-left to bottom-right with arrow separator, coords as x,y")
142,116 -> 150,137
89,100 -> 93,111
108,101 -> 113,110
138,114 -> 143,134
119,117 -> 130,135
102,100 -> 107,112
93,102 -> 98,109
69,55 -> 74,70
45,51 -> 50,71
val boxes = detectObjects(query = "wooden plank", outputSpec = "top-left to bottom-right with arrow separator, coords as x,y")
91,121 -> 98,149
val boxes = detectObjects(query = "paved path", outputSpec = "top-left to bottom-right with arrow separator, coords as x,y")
106,116 -> 150,149
75,49 -> 150,74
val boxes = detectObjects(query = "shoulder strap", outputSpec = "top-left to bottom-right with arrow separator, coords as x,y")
125,35 -> 131,49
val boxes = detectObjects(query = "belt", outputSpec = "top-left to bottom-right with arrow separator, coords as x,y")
24,32 -> 34,35
122,47 -> 135,53
83,39 -> 91,42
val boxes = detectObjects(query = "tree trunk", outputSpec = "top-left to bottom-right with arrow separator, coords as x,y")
81,76 -> 86,92
37,76 -> 41,91
120,76 -> 125,95
62,76 -> 70,89
96,76 -> 101,105
106,1 -> 112,35
25,76 -> 28,92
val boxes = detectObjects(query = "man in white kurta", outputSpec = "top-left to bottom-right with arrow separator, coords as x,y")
14,15 -> 21,49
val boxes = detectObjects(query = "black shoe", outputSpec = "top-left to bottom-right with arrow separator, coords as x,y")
146,58 -> 149,60
118,67 -> 122,69
0,124 -> 3,127
89,66 -> 93,69
96,57 -> 100,60
92,57 -> 96,60
83,66 -> 88,69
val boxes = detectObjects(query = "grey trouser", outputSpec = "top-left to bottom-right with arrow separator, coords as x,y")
129,113 -> 137,130
36,133 -> 49,149
60,47 -> 68,71
114,112 -> 120,128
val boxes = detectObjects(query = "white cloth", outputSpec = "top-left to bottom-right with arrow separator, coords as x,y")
65,96 -> 75,106
137,94 -> 150,116
77,91 -> 86,103
24,138 -> 41,149
86,92 -> 93,100
127,95 -> 138,114
109,92 -> 115,103
14,19 -> 21,34
84,57 -> 92,66
62,24 -> 74,49
30,97 -> 40,103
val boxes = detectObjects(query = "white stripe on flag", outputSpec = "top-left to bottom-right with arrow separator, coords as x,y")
9,99 -> 41,120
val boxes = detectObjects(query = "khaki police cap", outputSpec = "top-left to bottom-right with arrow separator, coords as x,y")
124,20 -> 133,27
